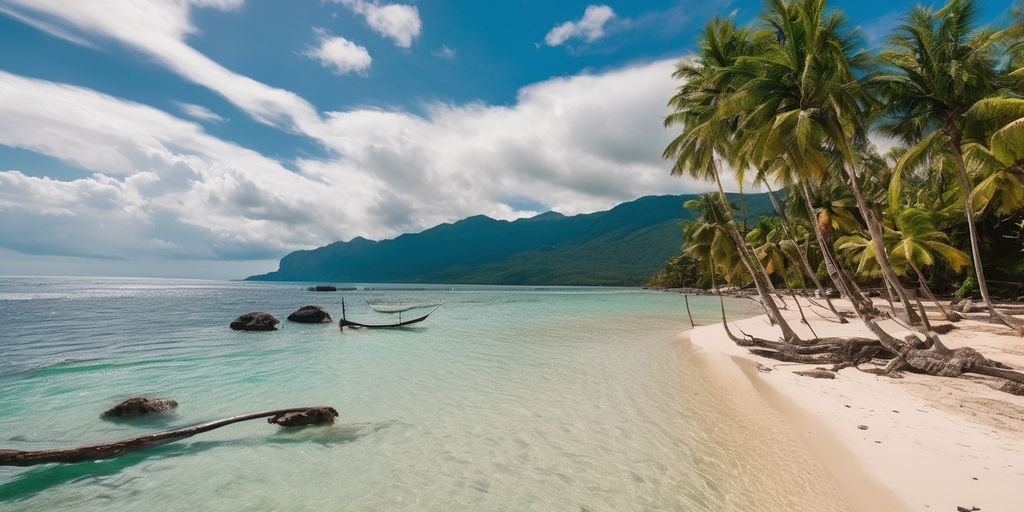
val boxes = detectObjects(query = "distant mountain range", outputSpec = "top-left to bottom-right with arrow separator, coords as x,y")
246,192 -> 775,286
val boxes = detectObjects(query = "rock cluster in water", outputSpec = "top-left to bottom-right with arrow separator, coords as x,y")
102,397 -> 178,418
307,285 -> 337,292
267,407 -> 339,427
230,312 -> 280,331
287,305 -> 333,323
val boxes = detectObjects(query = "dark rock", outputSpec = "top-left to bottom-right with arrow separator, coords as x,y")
230,312 -> 280,331
103,397 -> 178,418
307,285 -> 337,292
268,407 -> 339,427
794,369 -> 836,379
287,305 -> 332,323
857,424 -> 869,430
956,506 -> 980,512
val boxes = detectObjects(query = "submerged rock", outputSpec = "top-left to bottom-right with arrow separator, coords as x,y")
103,397 -> 178,418
230,312 -> 280,331
287,305 -> 332,323
307,285 -> 337,292
268,407 -> 339,427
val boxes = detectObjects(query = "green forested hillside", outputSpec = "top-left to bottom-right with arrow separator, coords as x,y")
247,193 -> 774,286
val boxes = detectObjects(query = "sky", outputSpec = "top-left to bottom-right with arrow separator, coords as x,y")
0,0 -> 1012,279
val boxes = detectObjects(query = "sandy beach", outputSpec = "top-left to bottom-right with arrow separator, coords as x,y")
686,297 -> 1024,512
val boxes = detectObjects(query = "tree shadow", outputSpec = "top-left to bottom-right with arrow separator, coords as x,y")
0,420 -> 397,503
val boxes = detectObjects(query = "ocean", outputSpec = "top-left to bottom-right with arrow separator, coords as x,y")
0,277 -> 773,511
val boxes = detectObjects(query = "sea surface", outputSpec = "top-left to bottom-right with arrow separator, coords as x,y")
0,277 -> 776,511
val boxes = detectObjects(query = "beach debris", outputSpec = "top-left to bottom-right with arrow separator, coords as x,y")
230,312 -> 280,331
267,406 -> 338,427
1000,381 -> 1024,396
857,425 -> 869,430
794,369 -> 836,379
307,285 -> 337,292
756,362 -> 773,373
956,506 -> 980,512
102,397 -> 178,418
287,305 -> 333,323
0,406 -> 337,467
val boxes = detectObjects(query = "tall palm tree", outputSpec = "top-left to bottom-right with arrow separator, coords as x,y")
665,18 -> 803,342
758,177 -> 849,322
682,195 -> 754,286
875,0 -> 1016,327
724,0 -> 919,321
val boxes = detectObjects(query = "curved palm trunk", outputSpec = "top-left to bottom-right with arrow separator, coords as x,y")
721,223 -> 802,343
948,134 -> 1024,332
711,171 -> 786,305
798,181 -> 870,315
703,171 -> 800,342
841,163 -> 921,324
910,262 -> 957,322
763,179 -> 847,322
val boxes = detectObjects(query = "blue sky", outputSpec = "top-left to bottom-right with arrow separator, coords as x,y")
0,0 -> 1013,278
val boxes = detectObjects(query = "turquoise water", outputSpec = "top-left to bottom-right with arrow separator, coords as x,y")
0,277 -> 767,511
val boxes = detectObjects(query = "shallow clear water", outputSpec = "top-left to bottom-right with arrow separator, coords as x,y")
0,277 -> 769,511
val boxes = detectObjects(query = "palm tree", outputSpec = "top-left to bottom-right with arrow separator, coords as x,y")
665,18 -> 803,342
889,208 -> 970,322
874,0 -> 1017,327
681,195 -> 754,286
758,178 -> 849,322
963,98 -> 1024,219
723,0 -> 919,322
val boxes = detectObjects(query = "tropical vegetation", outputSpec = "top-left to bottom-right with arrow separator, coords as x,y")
653,0 -> 1024,391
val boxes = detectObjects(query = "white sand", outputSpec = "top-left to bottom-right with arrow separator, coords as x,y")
687,297 -> 1024,511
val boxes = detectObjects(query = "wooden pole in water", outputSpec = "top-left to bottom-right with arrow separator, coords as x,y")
684,294 -> 695,328
0,406 -> 337,467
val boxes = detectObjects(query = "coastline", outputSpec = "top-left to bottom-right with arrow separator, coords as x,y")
684,297 -> 1024,511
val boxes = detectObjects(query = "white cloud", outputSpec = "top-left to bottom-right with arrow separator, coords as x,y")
0,59 -> 727,266
0,0 -> 321,131
336,0 -> 421,48
175,101 -> 226,123
305,29 -> 372,75
545,5 -> 616,46
432,45 -> 456,60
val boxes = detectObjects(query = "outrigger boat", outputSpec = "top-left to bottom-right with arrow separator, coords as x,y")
367,301 -> 443,314
339,298 -> 440,330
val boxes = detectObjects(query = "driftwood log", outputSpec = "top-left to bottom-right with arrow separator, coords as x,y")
0,406 -> 337,467
716,292 -> 1024,394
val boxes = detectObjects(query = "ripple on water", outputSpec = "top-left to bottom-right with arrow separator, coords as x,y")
1,278 -> 832,511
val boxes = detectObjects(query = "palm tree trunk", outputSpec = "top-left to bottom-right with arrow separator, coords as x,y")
841,163 -> 921,324
798,181 -> 869,314
722,222 -> 802,343
763,179 -> 847,322
947,133 -> 1023,331
910,262 -> 957,322
712,170 -> 784,301
703,172 -> 800,342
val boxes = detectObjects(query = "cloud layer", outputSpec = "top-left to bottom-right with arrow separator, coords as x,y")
0,0 -> 728,272
0,57 -> 715,263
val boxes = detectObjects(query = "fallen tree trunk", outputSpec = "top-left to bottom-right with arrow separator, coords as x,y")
0,406 -> 337,467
